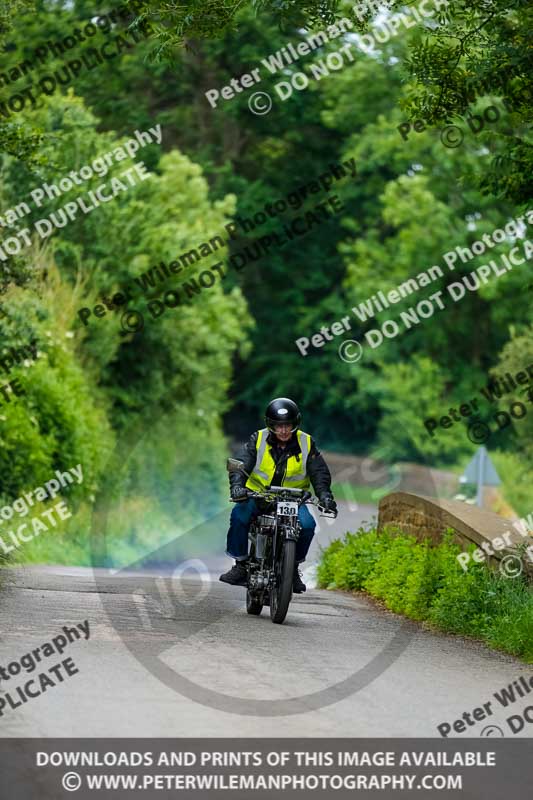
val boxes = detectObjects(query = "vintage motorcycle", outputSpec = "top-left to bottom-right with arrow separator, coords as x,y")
226,458 -> 336,624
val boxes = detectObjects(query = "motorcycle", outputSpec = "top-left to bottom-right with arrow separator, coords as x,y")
226,458 -> 336,624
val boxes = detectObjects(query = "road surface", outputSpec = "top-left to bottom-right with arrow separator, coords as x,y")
0,501 -> 529,738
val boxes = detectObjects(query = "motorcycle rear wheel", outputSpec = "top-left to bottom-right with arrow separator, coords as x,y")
246,590 -> 263,615
270,539 -> 295,624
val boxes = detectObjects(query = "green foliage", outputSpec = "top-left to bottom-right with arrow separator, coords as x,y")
363,533 -> 436,619
252,0 -> 340,29
492,325 -> 533,462
475,325 -> 533,516
0,0 -> 34,34
0,1 -> 43,164
0,86 -> 252,567
2,0 -> 532,203
393,0 -> 532,203
373,356 -> 473,463
2,1 -> 529,468
490,451 -> 533,520
0,0 -> 530,574
0,122 -> 46,170
0,265 -> 112,502
317,529 -> 384,590
318,528 -> 533,661
316,537 -> 344,587
126,0 -> 342,56
123,0 -> 532,203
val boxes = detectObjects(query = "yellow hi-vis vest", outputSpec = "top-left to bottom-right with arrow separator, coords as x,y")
245,428 -> 312,491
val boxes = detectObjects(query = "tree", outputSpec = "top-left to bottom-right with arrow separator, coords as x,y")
397,0 -> 532,203
0,89 -> 253,564
123,0 -> 532,204
488,325 -> 533,515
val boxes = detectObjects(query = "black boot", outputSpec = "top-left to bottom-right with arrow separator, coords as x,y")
219,560 -> 248,586
293,565 -> 306,593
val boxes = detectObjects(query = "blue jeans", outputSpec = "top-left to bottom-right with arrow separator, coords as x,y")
226,498 -> 315,564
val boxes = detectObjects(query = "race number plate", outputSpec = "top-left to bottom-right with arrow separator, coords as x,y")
277,501 -> 298,516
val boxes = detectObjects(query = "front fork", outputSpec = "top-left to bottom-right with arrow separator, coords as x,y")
271,517 -> 300,586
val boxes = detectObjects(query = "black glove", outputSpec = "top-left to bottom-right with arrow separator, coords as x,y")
231,485 -> 248,502
319,494 -> 338,516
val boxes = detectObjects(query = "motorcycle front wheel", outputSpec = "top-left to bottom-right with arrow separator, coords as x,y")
270,539 -> 295,624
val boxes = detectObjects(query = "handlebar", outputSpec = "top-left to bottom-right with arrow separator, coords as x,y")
230,487 -> 337,517
268,485 -> 305,495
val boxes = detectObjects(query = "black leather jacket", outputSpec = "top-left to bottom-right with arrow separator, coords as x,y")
230,429 -> 334,499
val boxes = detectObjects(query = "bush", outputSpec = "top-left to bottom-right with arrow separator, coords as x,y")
316,538 -> 344,588
0,267 -> 113,504
318,528 -> 533,662
490,450 -> 533,519
318,530 -> 384,591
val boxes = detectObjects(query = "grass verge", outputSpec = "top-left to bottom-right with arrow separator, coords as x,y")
331,482 -> 393,506
317,528 -> 533,663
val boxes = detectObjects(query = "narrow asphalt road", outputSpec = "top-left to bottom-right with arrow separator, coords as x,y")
0,501 -> 530,738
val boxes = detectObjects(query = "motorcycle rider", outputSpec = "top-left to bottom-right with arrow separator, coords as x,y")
219,397 -> 338,593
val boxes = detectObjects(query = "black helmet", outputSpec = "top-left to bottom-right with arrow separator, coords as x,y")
265,397 -> 301,432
